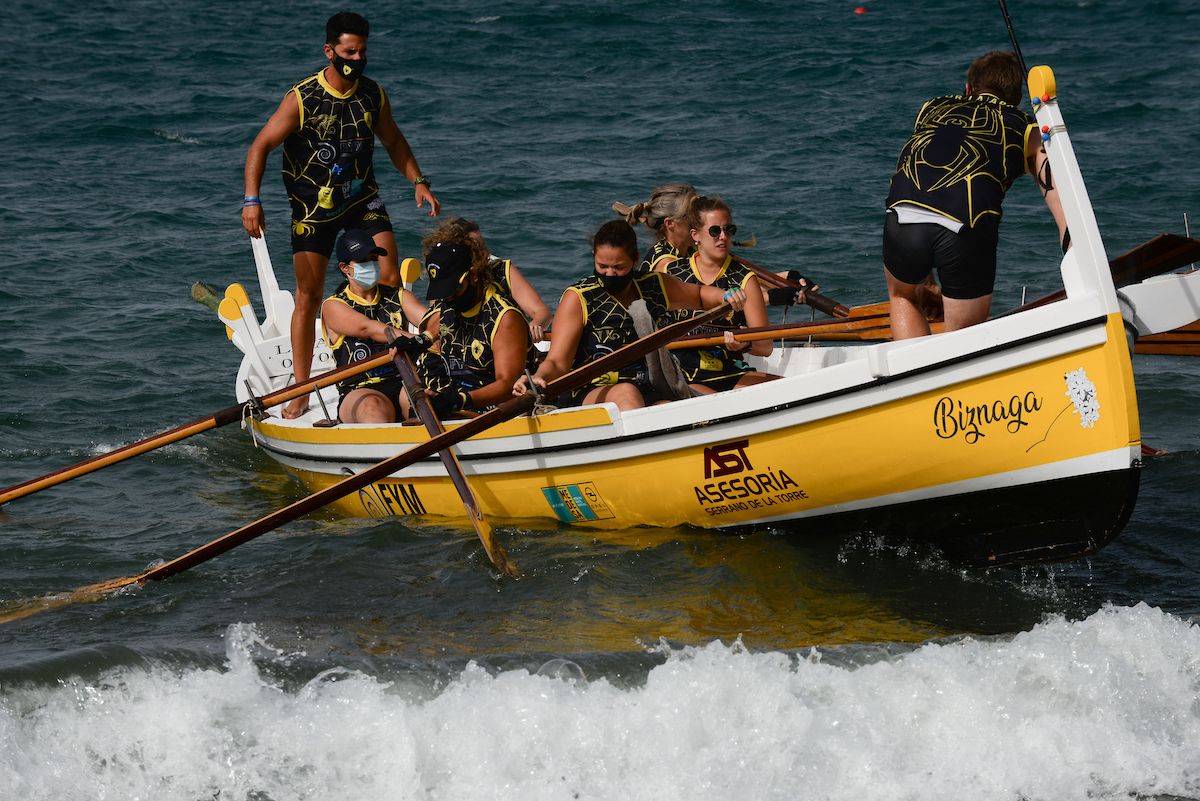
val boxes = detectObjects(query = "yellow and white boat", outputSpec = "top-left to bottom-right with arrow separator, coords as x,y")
218,68 -> 1200,566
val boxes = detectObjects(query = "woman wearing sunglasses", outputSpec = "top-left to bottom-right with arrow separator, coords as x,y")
659,196 -> 779,394
514,219 -> 746,411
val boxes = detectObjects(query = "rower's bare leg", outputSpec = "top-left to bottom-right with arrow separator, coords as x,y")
885,266 -> 933,340
283,250 -> 330,419
584,383 -> 645,412
942,294 -> 993,332
374,229 -> 400,287
338,388 -> 397,424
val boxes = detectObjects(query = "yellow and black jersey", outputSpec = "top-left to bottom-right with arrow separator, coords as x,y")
420,285 -> 534,393
564,271 -> 672,390
323,283 -> 414,394
661,255 -> 755,387
886,93 -> 1035,227
282,70 -> 386,226
488,257 -> 512,297
663,254 -> 752,332
639,239 -> 694,274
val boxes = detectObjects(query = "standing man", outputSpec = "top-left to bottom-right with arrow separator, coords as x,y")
882,50 -> 1067,340
242,11 -> 440,418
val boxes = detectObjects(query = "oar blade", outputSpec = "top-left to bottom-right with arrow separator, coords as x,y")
392,348 -> 519,577
0,575 -> 142,626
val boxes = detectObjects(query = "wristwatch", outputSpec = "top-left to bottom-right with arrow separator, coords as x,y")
413,175 -> 431,188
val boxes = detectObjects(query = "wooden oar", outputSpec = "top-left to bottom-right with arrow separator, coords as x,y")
390,342 -> 518,577
1008,233 -> 1200,313
0,302 -> 734,625
667,310 -> 898,349
732,253 -> 851,318
0,353 -> 394,507
778,234 -> 1200,346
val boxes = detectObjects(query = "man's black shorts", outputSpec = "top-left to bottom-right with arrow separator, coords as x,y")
882,211 -> 1000,300
290,194 -> 394,257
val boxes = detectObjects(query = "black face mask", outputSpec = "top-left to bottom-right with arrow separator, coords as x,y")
594,269 -> 634,295
445,285 -> 479,314
332,53 -> 366,82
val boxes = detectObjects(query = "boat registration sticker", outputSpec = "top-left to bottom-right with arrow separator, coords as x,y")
542,482 -> 614,523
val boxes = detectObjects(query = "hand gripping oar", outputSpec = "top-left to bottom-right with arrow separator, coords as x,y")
732,254 -> 851,318
387,334 -> 519,578
0,302 -> 734,625
0,353 -> 397,508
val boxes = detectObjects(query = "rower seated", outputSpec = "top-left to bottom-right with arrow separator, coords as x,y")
320,230 -> 429,423
416,234 -> 536,420
659,196 -> 780,394
514,219 -> 746,411
424,216 -> 553,344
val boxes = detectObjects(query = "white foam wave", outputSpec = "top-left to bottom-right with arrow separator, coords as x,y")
152,129 -> 201,145
3,606 -> 1199,800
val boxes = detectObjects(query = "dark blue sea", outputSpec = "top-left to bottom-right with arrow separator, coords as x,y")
2,1 -> 1199,798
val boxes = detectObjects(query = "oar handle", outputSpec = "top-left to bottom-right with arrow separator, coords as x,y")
733,255 -> 850,318
804,291 -> 850,319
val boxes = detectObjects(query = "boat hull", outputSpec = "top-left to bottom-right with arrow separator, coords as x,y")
250,313 -> 1142,564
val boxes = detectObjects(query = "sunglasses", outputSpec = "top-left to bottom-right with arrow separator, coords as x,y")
706,224 -> 738,239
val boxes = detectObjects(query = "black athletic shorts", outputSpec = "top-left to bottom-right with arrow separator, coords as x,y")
882,211 -> 1000,300
559,378 -> 669,409
338,375 -> 405,421
290,194 -> 394,257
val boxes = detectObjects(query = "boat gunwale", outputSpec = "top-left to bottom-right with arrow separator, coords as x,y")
249,313 -> 1109,466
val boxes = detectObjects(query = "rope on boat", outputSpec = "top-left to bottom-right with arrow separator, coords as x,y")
242,403 -> 261,449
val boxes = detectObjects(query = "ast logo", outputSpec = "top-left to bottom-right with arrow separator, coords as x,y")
704,439 -> 752,479
695,438 -> 809,517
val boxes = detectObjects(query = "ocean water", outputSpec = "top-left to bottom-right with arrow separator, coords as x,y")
2,1 -> 1199,798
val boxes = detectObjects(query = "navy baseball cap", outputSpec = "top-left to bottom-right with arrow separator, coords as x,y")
335,229 -> 387,264
425,242 -> 472,301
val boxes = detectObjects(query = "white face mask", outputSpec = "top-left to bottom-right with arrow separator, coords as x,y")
351,260 -> 380,289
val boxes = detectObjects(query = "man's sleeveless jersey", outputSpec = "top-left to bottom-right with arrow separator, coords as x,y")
421,285 -> 533,393
565,271 -> 672,389
282,70 -> 386,229
885,93 -> 1035,227
323,283 -> 412,394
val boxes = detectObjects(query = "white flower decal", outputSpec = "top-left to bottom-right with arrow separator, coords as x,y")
1064,368 -> 1100,428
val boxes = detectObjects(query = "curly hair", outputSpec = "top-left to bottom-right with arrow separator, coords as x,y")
421,219 -> 491,288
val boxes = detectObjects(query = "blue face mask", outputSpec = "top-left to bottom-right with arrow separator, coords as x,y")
351,260 -> 380,289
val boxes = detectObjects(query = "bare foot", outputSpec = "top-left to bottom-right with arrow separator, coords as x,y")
282,395 -> 310,419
